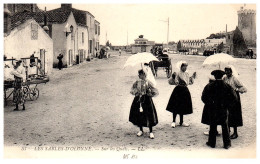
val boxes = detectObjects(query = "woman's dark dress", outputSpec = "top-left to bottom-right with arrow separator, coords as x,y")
129,80 -> 159,127
166,72 -> 194,115
57,54 -> 63,70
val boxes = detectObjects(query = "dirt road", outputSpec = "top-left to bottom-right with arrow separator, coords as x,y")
4,52 -> 256,158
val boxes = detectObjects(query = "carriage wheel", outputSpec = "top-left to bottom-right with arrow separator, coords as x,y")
149,62 -> 156,77
29,88 -> 39,101
166,64 -> 172,78
23,86 -> 30,100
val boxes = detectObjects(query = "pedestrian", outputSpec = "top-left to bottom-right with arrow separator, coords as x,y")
223,65 -> 247,139
30,51 -> 36,67
57,53 -> 63,70
10,60 -> 26,111
166,61 -> 196,128
201,70 -> 237,149
119,48 -> 121,56
129,69 -> 159,139
201,75 -> 221,136
250,50 -> 254,59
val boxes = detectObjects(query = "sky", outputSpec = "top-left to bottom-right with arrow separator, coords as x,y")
1,0 -> 257,46
36,1 -> 256,46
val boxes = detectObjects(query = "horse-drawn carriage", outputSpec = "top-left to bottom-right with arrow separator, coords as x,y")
4,57 -> 49,106
149,46 -> 172,78
149,56 -> 172,78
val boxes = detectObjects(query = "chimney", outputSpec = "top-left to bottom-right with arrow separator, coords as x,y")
4,4 -> 11,35
43,7 -> 49,34
226,24 -> 227,33
61,4 -> 72,10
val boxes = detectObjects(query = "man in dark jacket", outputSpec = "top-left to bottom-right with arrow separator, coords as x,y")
201,70 -> 237,149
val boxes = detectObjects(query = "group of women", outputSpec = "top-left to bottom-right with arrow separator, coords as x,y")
128,60 -> 247,149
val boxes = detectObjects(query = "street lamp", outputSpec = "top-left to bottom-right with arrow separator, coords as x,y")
159,17 -> 169,49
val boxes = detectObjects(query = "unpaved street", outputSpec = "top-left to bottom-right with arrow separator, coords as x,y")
4,52 -> 256,158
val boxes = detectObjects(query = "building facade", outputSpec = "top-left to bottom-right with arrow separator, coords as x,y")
131,35 -> 155,54
179,39 -> 205,55
237,6 -> 256,47
4,18 -> 53,74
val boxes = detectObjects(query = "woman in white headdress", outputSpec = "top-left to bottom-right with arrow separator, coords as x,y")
143,63 -> 156,87
166,61 -> 196,128
223,65 -> 247,139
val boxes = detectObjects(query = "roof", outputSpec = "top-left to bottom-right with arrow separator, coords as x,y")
48,7 -> 89,27
10,8 -> 89,30
134,38 -> 148,41
10,11 -> 46,30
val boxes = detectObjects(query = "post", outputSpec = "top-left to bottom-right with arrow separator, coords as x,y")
167,17 -> 169,49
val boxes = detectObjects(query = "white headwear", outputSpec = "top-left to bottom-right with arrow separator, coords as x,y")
225,65 -> 239,78
176,61 -> 188,71
142,63 -> 157,87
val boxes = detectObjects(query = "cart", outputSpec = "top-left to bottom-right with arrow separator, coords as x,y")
4,57 -> 49,106
149,57 -> 172,78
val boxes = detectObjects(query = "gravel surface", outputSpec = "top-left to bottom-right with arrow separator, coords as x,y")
4,52 -> 256,158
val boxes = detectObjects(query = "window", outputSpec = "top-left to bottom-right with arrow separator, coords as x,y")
31,23 -> 38,40
95,24 -> 97,34
98,26 -> 100,35
70,25 -> 74,40
82,32 -> 84,43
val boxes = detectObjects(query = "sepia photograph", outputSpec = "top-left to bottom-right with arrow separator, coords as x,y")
1,0 -> 258,160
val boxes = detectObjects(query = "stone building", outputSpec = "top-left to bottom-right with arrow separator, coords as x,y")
179,39 -> 205,55
237,6 -> 256,47
131,35 -> 155,54
225,6 -> 256,57
4,6 -> 53,74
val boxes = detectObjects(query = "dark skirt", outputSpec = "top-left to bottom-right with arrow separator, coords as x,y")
166,85 -> 193,115
129,95 -> 158,127
228,92 -> 243,127
58,60 -> 63,69
13,77 -> 25,105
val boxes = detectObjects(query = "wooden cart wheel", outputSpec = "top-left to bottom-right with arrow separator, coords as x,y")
166,63 -> 172,78
29,88 -> 39,101
23,86 -> 30,100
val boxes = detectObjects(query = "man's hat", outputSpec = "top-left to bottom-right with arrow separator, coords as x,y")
211,70 -> 225,78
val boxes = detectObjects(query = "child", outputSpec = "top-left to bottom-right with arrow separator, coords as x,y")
129,69 -> 159,139
166,61 -> 196,128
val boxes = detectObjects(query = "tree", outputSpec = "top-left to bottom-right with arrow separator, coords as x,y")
232,26 -> 247,57
168,41 -> 176,45
217,42 -> 224,53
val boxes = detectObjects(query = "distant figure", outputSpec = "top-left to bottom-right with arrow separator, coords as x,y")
201,70 -> 237,149
250,50 -> 254,59
129,70 -> 159,139
30,51 -> 36,67
99,48 -> 106,59
119,48 -> 122,56
57,53 -> 63,70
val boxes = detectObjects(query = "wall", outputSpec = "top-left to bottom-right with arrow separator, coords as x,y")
52,12 -> 77,67
86,13 -> 95,56
238,11 -> 256,46
4,19 -> 53,74
77,26 -> 89,61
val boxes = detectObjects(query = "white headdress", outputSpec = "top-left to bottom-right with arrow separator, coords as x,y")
176,61 -> 188,71
225,65 -> 239,78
